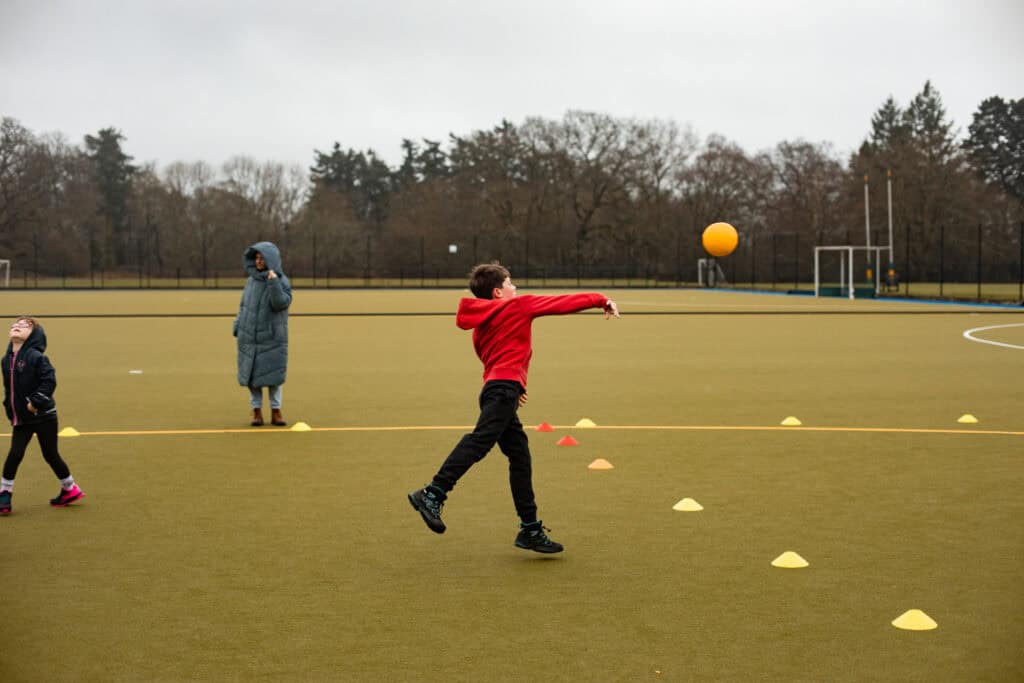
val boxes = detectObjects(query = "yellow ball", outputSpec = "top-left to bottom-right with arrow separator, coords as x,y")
702,222 -> 739,257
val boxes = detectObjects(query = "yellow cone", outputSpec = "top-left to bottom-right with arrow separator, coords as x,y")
672,498 -> 703,511
780,416 -> 802,426
771,551 -> 809,568
290,422 -> 312,432
58,427 -> 81,437
588,458 -> 614,470
575,418 -> 597,428
892,609 -> 937,631
957,414 -> 978,424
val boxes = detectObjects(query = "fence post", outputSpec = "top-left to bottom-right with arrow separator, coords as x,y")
794,234 -> 799,290
772,234 -> 777,289
576,237 -> 581,287
976,223 -> 982,301
676,230 -> 682,287
904,222 -> 910,296
312,232 -> 318,287
750,236 -> 756,289
365,234 -> 371,286
939,224 -> 945,299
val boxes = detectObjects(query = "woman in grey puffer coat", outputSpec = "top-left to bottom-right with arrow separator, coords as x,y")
234,241 -> 292,426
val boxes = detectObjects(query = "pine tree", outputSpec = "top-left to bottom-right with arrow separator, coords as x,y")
964,96 -> 1024,205
84,127 -> 136,267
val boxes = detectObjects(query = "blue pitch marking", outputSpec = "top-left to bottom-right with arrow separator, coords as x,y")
698,286 -> 1023,309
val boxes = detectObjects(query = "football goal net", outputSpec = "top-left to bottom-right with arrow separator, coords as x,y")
813,246 -> 885,299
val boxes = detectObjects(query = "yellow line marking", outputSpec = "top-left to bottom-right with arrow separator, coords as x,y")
4,424 -> 1021,437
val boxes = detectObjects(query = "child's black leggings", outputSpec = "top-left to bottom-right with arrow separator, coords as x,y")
3,420 -> 71,481
432,380 -> 537,523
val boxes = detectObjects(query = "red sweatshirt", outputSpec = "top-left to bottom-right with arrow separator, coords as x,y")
455,293 -> 608,389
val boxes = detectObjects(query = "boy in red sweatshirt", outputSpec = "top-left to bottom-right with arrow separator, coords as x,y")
408,262 -> 619,553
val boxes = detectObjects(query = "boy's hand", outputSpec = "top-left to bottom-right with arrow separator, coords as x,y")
518,391 -> 528,408
26,399 -> 37,414
267,270 -> 278,280
604,299 -> 620,319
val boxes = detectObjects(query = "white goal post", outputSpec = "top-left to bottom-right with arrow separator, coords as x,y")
813,246 -> 885,299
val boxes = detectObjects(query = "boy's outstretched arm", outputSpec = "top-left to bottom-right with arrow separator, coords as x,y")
519,293 -> 618,319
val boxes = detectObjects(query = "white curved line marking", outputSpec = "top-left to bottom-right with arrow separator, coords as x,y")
963,323 -> 1024,350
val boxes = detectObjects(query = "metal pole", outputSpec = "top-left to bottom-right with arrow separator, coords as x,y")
1019,221 -> 1023,302
939,223 -> 945,298
751,236 -> 756,288
904,222 -> 910,296
875,248 -> 881,295
794,233 -> 799,290
864,175 -> 871,249
886,170 -> 894,265
772,234 -> 777,289
839,249 -> 845,293
848,248 -> 854,300
977,223 -> 982,301
814,248 -> 820,297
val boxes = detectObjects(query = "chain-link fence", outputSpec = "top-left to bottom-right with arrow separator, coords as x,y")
6,223 -> 1023,304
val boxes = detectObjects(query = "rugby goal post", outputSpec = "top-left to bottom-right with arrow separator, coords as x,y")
813,246 -> 884,299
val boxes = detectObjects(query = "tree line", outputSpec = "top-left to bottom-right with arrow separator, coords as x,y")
1,80 -> 1021,285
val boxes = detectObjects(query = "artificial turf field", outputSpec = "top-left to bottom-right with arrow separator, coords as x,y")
1,288 -> 1022,681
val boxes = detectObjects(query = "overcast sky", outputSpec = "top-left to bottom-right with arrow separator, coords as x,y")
2,0 -> 1021,171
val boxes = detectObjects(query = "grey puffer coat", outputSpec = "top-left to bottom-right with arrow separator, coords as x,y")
234,241 -> 292,388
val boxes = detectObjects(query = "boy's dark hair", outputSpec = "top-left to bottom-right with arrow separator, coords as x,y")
468,262 -> 510,299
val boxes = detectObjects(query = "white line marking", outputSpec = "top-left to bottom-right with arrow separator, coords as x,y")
963,323 -> 1024,350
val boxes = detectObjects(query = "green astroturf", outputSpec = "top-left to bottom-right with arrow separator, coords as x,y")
0,289 -> 1021,680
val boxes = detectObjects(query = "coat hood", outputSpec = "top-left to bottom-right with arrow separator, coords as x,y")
455,297 -> 511,330
244,241 -> 285,279
6,322 -> 47,355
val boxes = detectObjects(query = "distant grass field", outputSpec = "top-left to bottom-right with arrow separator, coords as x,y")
1,289 -> 1022,681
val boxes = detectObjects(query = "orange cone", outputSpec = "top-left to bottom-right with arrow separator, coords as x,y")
556,435 -> 579,446
536,422 -> 555,432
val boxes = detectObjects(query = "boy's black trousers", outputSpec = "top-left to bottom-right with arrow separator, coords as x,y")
4,419 -> 71,481
432,380 -> 537,523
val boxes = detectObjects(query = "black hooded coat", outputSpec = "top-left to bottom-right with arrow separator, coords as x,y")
2,323 -> 58,426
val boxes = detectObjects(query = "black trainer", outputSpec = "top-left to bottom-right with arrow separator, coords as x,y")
408,485 -> 446,534
0,490 -> 11,515
515,521 -> 564,554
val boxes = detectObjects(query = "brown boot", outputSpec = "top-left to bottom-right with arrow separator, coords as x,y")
271,409 -> 287,426
251,408 -> 264,426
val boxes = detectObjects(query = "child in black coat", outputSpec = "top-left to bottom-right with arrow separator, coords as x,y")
0,316 -> 84,515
